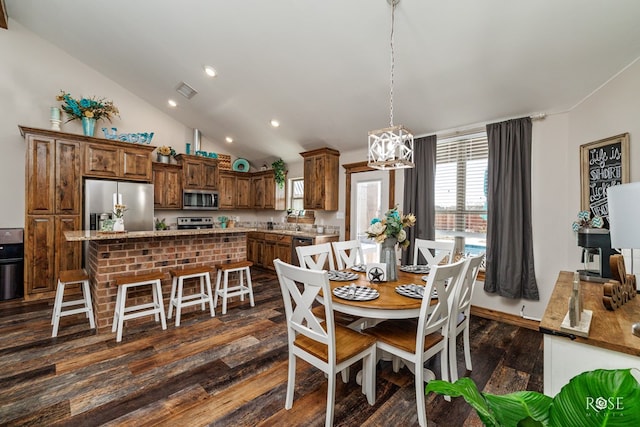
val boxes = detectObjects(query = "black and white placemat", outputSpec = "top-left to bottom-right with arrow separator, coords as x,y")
333,285 -> 379,301
399,265 -> 431,274
350,264 -> 366,272
395,284 -> 437,299
328,270 -> 359,281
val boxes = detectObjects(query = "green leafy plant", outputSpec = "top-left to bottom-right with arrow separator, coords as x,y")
217,216 -> 228,224
272,159 -> 286,189
155,218 -> 167,230
425,369 -> 640,426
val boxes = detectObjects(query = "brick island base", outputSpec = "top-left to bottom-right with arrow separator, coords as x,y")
82,232 -> 247,332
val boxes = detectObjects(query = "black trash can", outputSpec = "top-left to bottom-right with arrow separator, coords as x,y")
0,228 -> 24,301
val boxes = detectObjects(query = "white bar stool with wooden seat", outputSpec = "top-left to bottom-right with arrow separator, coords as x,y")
51,269 -> 95,337
168,265 -> 215,326
112,272 -> 167,342
214,260 -> 254,314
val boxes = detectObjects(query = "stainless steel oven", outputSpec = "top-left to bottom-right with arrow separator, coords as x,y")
177,217 -> 214,229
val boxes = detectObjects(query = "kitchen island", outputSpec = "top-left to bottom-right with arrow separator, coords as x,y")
540,271 -> 640,396
65,228 -> 253,332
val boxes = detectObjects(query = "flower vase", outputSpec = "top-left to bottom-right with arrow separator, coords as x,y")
380,237 -> 398,282
113,218 -> 125,232
82,117 -> 96,137
157,154 -> 170,164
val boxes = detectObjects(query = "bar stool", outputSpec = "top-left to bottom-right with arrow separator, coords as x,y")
51,269 -> 95,337
214,260 -> 254,314
167,265 -> 215,326
112,272 -> 167,342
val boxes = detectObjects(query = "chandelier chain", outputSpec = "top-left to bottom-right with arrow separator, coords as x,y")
389,0 -> 395,127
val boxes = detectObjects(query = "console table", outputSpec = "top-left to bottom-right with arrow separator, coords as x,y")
540,271 -> 640,396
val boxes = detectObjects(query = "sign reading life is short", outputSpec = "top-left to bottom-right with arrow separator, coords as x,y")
580,133 -> 629,225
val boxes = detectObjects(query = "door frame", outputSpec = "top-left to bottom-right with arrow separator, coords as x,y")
342,161 -> 395,240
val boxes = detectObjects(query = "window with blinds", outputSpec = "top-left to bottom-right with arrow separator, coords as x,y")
289,178 -> 304,211
434,132 -> 488,254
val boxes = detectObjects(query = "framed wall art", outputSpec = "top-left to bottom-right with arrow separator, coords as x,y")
580,133 -> 629,224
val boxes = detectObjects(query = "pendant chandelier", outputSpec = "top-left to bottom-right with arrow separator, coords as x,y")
368,0 -> 414,170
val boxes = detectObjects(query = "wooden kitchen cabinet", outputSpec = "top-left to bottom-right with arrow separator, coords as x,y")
218,171 -> 236,209
22,127 -> 85,298
247,232 -> 265,268
251,175 -> 265,209
152,162 -> 182,209
301,147 -> 340,210
176,154 -> 219,190
84,141 -> 153,181
236,176 -> 251,208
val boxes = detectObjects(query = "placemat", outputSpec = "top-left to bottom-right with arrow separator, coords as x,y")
395,284 -> 438,299
328,270 -> 359,281
333,285 -> 379,301
400,265 -> 431,274
350,264 -> 366,272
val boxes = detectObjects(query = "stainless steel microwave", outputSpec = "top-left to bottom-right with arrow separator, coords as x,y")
183,190 -> 219,210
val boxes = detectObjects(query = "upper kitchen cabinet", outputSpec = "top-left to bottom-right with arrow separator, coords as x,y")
152,162 -> 182,210
218,171 -> 236,209
83,139 -> 154,181
176,154 -> 219,190
23,129 -> 81,215
300,147 -> 340,210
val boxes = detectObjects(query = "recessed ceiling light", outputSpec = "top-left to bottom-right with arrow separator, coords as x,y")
204,66 -> 217,77
168,99 -> 177,107
270,119 -> 280,128
225,137 -> 233,143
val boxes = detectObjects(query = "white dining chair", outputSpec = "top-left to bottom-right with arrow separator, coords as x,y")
413,238 -> 456,267
364,258 -> 467,427
448,253 -> 485,383
332,240 -> 365,270
274,259 -> 377,427
296,242 -> 335,271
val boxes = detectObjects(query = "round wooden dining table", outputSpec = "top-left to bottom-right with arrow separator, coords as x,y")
328,269 -> 427,319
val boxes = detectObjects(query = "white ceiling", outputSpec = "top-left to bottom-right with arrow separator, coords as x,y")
6,0 -> 640,165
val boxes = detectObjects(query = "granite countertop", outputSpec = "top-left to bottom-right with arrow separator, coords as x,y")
64,227 -> 339,241
64,227 -> 256,241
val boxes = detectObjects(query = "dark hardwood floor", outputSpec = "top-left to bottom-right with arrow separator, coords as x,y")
0,269 -> 543,426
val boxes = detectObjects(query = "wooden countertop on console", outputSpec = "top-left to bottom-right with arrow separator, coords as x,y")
540,271 -> 640,356
64,227 -> 254,241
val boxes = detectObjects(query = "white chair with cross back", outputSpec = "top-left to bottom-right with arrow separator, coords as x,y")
296,242 -> 335,271
449,253 -> 485,382
413,238 -> 456,267
332,240 -> 365,270
274,259 -> 377,427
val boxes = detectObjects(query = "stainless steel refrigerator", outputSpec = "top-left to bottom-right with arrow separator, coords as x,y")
84,179 -> 155,232
83,179 -> 154,267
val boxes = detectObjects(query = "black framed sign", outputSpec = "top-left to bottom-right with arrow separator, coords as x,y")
580,133 -> 630,223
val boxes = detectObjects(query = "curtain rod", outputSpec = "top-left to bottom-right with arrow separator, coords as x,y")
415,113 -> 547,141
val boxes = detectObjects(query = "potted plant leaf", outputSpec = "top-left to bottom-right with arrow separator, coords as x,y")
272,158 -> 286,189
425,368 -> 640,426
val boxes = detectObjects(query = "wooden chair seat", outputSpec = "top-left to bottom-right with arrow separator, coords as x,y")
295,324 -> 376,364
364,319 -> 443,354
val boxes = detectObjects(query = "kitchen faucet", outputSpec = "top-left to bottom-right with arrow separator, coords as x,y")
295,211 -> 301,231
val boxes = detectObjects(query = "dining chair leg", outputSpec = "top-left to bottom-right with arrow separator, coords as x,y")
415,359 -> 427,427
463,325 -> 472,371
325,371 -> 336,427
285,352 -> 296,409
340,367 -> 349,383
364,349 -> 376,405
449,334 -> 459,383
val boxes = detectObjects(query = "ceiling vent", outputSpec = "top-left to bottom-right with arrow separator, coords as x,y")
175,82 -> 198,99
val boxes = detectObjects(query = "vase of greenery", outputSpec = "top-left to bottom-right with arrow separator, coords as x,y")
57,91 -> 119,137
218,216 -> 228,228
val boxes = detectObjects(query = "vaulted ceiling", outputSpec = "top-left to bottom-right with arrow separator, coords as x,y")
6,0 -> 640,164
